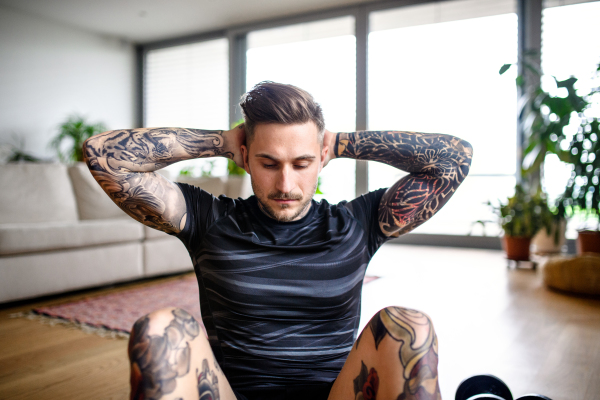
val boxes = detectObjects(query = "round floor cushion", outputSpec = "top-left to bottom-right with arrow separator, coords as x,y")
543,253 -> 600,296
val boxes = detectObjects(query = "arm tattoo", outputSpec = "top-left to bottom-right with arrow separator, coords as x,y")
336,130 -> 473,237
84,128 -> 229,233
368,307 -> 441,400
128,309 -> 201,400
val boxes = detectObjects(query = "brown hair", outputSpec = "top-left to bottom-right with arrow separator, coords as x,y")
240,81 -> 325,146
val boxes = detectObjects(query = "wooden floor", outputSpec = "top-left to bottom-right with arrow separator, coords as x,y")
1,244 -> 599,400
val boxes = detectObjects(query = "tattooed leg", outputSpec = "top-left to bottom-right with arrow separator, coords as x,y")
328,306 -> 441,400
128,307 -> 237,400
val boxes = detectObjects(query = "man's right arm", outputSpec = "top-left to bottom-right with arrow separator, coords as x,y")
82,126 -> 244,235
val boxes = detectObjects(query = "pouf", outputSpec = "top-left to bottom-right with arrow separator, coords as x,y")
543,253 -> 600,296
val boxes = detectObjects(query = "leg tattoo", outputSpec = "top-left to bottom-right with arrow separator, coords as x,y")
129,309 -> 200,400
368,307 -> 440,400
197,359 -> 220,400
354,361 -> 380,400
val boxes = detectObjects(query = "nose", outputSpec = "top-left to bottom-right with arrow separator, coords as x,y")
275,166 -> 295,194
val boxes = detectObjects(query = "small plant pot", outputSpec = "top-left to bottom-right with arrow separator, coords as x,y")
577,230 -> 600,254
532,218 -> 567,254
502,236 -> 532,261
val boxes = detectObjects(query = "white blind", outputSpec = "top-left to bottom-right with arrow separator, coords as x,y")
248,16 -> 354,49
144,38 -> 229,177
144,38 -> 229,130
544,0 -> 598,8
370,0 -> 516,32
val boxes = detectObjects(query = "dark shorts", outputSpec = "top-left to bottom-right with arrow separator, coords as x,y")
233,381 -> 335,400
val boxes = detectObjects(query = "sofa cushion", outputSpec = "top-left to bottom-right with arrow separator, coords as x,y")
68,162 -> 128,220
144,225 -> 173,240
0,163 -> 78,224
0,242 -> 143,303
0,219 -> 144,256
143,236 -> 193,276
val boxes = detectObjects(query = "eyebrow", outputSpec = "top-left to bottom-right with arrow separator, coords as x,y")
255,153 -> 316,162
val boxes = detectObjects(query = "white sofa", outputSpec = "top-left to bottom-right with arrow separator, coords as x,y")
0,162 -> 193,303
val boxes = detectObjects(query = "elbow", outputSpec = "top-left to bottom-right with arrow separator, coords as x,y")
455,137 -> 473,165
451,138 -> 473,181
81,137 -> 94,166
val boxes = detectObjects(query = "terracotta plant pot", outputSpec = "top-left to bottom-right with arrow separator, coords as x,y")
577,230 -> 600,254
502,236 -> 532,261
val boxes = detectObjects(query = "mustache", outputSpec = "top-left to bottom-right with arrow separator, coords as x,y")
268,192 -> 302,201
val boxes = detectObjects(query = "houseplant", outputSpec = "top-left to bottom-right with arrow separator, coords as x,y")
500,60 -> 600,252
50,115 -> 106,163
557,65 -> 599,253
489,184 -> 548,261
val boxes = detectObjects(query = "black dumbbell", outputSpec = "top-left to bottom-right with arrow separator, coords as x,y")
515,395 -> 552,400
455,374 -> 513,400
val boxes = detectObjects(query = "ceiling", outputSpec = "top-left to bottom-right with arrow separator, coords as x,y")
0,0 -> 383,43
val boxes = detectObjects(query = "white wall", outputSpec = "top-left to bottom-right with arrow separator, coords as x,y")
0,6 -> 135,160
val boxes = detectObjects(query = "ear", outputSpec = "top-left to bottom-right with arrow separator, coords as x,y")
319,143 -> 329,172
241,144 -> 251,175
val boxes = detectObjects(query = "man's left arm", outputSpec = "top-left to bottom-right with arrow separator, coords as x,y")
327,130 -> 473,237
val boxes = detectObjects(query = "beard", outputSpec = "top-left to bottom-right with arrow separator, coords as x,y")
252,179 -> 317,222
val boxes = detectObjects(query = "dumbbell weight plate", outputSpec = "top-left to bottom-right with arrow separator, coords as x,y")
455,374 -> 513,400
515,395 -> 552,400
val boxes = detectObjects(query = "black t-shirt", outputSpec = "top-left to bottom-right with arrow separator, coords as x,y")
171,183 -> 391,390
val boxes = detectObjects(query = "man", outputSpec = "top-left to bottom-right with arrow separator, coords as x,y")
83,81 -> 473,400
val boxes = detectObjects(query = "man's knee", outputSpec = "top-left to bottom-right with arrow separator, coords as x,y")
128,308 -> 204,399
368,307 -> 440,396
368,306 -> 437,352
129,307 -> 200,346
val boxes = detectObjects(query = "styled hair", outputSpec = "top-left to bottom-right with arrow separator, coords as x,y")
240,81 -> 325,146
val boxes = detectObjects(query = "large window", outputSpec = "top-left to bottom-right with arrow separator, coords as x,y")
541,0 -> 600,237
145,39 -> 229,177
141,1 -> 600,242
368,0 -> 518,235
246,16 -> 357,205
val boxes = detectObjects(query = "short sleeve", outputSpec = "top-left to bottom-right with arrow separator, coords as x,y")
343,188 -> 390,257
169,182 -> 226,249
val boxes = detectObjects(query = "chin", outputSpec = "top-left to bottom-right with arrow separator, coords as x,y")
261,198 -> 312,222
269,205 -> 303,222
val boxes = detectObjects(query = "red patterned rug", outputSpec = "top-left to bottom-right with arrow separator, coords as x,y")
31,274 -> 379,337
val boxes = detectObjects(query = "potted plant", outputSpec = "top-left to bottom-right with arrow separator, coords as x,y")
50,114 -> 107,163
562,124 -> 600,253
500,60 -> 600,253
489,184 -> 547,262
1,134 -> 46,163
558,65 -> 600,253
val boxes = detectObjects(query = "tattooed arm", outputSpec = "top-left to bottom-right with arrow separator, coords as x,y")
325,129 -> 473,237
82,126 -> 245,234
